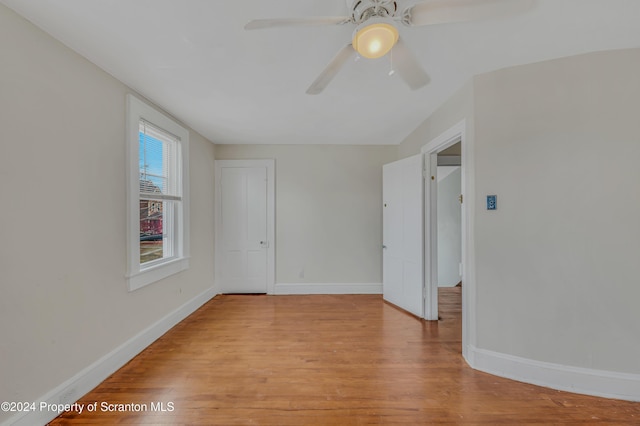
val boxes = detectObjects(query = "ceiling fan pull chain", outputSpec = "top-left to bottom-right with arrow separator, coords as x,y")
389,48 -> 395,76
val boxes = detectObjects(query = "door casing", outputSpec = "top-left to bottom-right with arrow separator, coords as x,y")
421,120 -> 473,360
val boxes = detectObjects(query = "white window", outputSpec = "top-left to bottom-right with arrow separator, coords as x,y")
126,95 -> 189,291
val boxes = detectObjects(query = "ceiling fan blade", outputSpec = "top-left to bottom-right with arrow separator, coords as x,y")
306,44 -> 355,95
403,0 -> 534,27
392,37 -> 430,90
245,16 -> 350,30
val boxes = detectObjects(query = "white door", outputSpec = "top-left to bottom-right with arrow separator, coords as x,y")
215,160 -> 274,294
382,154 -> 424,317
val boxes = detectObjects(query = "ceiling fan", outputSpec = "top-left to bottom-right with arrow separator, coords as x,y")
245,0 -> 532,94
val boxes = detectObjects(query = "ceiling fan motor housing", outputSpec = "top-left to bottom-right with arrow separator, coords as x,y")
348,0 -> 398,24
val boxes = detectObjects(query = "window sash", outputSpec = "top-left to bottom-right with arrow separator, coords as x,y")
138,119 -> 181,267
138,119 -> 182,198
140,199 -> 177,267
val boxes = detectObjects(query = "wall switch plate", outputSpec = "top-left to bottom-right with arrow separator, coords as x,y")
487,195 -> 497,210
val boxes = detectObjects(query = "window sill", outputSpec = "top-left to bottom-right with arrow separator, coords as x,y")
127,257 -> 189,292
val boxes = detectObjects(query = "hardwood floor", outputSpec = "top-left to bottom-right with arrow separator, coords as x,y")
50,289 -> 639,425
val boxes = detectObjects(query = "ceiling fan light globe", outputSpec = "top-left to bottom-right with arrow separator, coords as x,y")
352,20 -> 398,59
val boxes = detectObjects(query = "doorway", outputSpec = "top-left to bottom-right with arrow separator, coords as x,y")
424,139 -> 463,319
214,159 -> 275,294
436,143 -> 462,325
436,143 -> 462,291
421,121 -> 469,358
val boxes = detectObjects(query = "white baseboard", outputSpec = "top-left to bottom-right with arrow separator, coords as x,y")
467,345 -> 640,402
274,282 -> 382,295
3,287 -> 216,426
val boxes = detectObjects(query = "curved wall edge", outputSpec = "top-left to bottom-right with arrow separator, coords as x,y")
466,345 -> 640,402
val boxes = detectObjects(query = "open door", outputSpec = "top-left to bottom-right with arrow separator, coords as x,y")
382,154 -> 424,318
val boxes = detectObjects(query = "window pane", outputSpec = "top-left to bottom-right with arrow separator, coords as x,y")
140,200 -> 175,265
139,120 -> 179,197
139,128 -> 167,195
140,199 -> 164,264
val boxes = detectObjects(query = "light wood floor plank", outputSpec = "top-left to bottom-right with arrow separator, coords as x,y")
50,289 -> 640,424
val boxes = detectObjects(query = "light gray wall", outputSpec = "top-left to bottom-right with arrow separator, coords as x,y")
215,144 -> 397,284
398,81 -> 474,159
437,167 -> 462,287
0,5 -> 216,419
473,48 -> 640,373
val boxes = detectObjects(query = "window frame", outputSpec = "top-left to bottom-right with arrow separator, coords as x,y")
126,94 -> 190,291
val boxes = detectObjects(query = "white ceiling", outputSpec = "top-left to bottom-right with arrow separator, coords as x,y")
3,0 -> 640,145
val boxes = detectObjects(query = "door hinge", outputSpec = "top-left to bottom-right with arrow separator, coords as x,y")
459,194 -> 463,204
